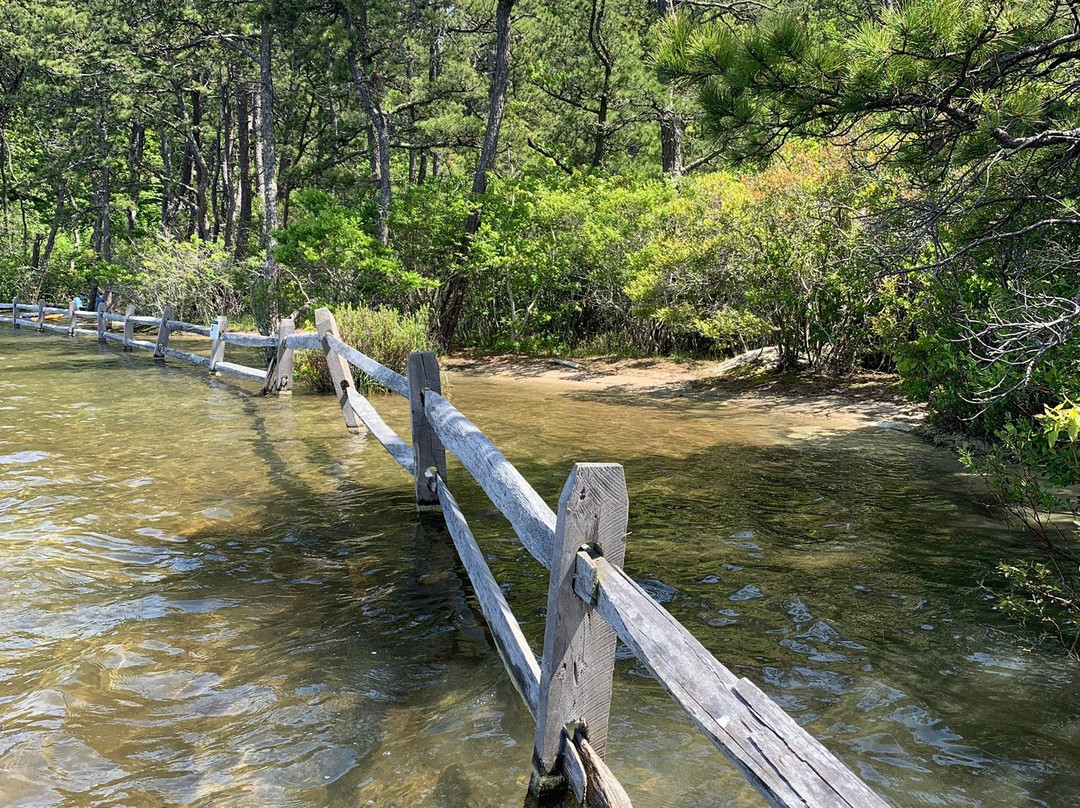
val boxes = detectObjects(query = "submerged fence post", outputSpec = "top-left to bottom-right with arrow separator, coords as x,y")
36,300 -> 46,332
122,304 -> 135,350
154,305 -> 174,359
407,351 -> 446,510
531,463 -> 629,799
314,308 -> 360,430
12,296 -> 18,329
209,315 -> 228,372
68,300 -> 77,336
96,302 -> 106,341
271,316 -> 295,394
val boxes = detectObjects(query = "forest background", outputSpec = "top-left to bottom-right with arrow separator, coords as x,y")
0,0 -> 1078,652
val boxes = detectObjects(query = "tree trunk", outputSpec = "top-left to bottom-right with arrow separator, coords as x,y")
588,0 -> 613,169
127,123 -> 145,233
160,128 -> 173,230
210,81 -> 223,241
660,106 -> 684,180
469,0 -> 514,201
41,182 -> 65,271
236,82 -> 252,259
344,2 -> 392,247
406,56 -> 418,184
259,15 -> 279,284
436,0 -> 515,348
173,82 -> 195,238
92,112 -> 112,263
655,2 -> 684,180
191,85 -> 210,241
420,26 -> 445,185
0,125 -> 9,235
222,69 -> 236,248
30,233 -> 42,270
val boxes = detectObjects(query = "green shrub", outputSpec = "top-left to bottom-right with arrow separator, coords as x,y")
960,403 -> 1080,656
109,236 -> 239,322
274,189 -> 435,313
294,304 -> 435,394
624,145 -> 901,369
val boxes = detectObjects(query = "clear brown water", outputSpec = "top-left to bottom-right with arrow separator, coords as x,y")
0,330 -> 1078,808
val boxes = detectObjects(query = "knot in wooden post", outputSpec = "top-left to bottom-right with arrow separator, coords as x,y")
268,316 -> 295,394
531,462 -> 628,799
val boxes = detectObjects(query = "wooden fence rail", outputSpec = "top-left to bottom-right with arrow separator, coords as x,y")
2,298 -> 284,392
0,301 -> 894,808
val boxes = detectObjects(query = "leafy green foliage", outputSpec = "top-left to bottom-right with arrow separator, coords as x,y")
995,560 -> 1080,656
110,236 -> 239,323
274,190 -> 434,312
663,0 -> 1080,652
461,173 -> 674,351
959,408 -> 1080,656
626,145 -> 902,369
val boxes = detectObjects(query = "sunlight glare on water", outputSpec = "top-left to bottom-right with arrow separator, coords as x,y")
0,331 -> 1078,808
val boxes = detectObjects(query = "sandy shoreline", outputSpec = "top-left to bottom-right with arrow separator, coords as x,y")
443,352 -> 926,434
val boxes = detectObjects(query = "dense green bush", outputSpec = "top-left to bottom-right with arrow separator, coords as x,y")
294,304 -> 436,394
0,233 -> 93,305
0,232 -> 241,322
626,146 -> 903,369
274,189 -> 435,315
392,173 -> 675,353
109,236 -> 240,322
391,158 -> 906,365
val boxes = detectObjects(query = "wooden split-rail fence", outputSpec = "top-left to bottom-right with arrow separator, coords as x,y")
2,297 -> 894,808
1,296 -> 308,392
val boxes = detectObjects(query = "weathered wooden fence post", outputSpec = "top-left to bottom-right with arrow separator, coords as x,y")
269,316 -> 295,394
531,463 -> 629,799
407,351 -> 447,510
209,315 -> 228,372
96,302 -> 106,341
154,305 -> 174,359
67,300 -> 77,336
36,300 -> 46,332
314,308 -> 360,430
122,304 -> 135,350
12,296 -> 18,329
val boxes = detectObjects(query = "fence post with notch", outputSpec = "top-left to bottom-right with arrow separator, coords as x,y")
407,351 -> 446,510
314,308 -> 360,430
531,462 -> 629,799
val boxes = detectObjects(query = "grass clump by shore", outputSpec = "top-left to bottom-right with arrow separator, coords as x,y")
294,305 -> 435,394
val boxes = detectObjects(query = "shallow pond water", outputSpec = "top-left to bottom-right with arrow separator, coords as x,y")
0,330 -> 1077,808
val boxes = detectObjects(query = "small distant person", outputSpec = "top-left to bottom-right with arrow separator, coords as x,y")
72,294 -> 84,311
95,291 -> 105,311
